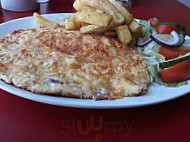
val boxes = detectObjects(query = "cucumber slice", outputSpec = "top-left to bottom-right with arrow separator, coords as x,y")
148,53 -> 190,87
159,52 -> 190,69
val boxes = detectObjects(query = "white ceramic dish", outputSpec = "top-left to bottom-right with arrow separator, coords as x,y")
0,13 -> 190,109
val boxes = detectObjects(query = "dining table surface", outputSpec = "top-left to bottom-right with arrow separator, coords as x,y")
0,0 -> 190,142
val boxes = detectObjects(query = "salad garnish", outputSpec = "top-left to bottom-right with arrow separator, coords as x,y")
137,18 -> 190,87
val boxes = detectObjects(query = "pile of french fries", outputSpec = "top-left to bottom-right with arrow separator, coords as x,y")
65,0 -> 143,45
33,0 -> 143,45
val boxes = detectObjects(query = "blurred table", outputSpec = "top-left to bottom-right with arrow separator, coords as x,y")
0,0 -> 190,142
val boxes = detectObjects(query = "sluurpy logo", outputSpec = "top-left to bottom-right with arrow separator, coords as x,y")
60,115 -> 135,141
77,115 -> 104,135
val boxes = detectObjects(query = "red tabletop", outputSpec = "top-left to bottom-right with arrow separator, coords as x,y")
0,0 -> 190,142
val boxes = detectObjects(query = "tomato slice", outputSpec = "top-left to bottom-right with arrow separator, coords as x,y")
159,59 -> 190,83
159,46 -> 190,60
150,18 -> 160,27
156,25 -> 180,34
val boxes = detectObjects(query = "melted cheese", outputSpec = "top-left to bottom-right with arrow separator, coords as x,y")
0,25 -> 151,100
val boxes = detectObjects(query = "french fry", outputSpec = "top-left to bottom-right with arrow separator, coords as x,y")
64,14 -> 81,30
79,0 -> 103,9
95,9 -> 104,14
33,12 -> 57,26
104,31 -> 117,37
80,23 -> 112,34
109,0 -> 133,25
116,25 -> 132,45
100,0 -> 125,26
73,0 -> 96,11
106,22 -> 116,32
129,38 -> 137,46
80,25 -> 104,34
77,10 -> 112,27
132,28 -> 143,39
129,20 -> 143,33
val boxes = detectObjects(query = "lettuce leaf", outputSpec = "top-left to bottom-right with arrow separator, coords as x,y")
137,19 -> 165,66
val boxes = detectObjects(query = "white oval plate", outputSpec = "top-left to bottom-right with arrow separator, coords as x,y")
0,13 -> 190,109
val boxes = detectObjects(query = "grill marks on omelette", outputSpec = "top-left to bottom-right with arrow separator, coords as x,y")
0,25 -> 151,100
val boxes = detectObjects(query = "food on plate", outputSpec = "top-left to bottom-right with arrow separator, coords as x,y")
32,0 -> 190,87
73,0 -> 96,11
159,46 -> 190,60
155,22 -> 187,36
149,18 -> 160,27
156,25 -> 180,34
99,0 -> 125,26
0,25 -> 151,100
33,12 -> 57,26
64,0 -> 142,45
77,10 -> 112,27
79,0 -> 103,10
1,0 -> 189,103
129,20 -> 143,43
159,59 -> 190,83
79,24 -> 111,34
153,22 -> 187,47
148,53 -> 190,86
129,20 -> 142,33
33,0 -> 143,45
109,0 -> 133,25
137,18 -> 190,86
104,31 -> 117,37
150,31 -> 181,47
116,25 -> 132,45
64,14 -> 81,30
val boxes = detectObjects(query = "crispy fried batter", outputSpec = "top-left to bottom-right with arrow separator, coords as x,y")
0,25 -> 151,100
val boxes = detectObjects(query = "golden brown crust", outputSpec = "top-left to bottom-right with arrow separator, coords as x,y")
0,25 -> 151,100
